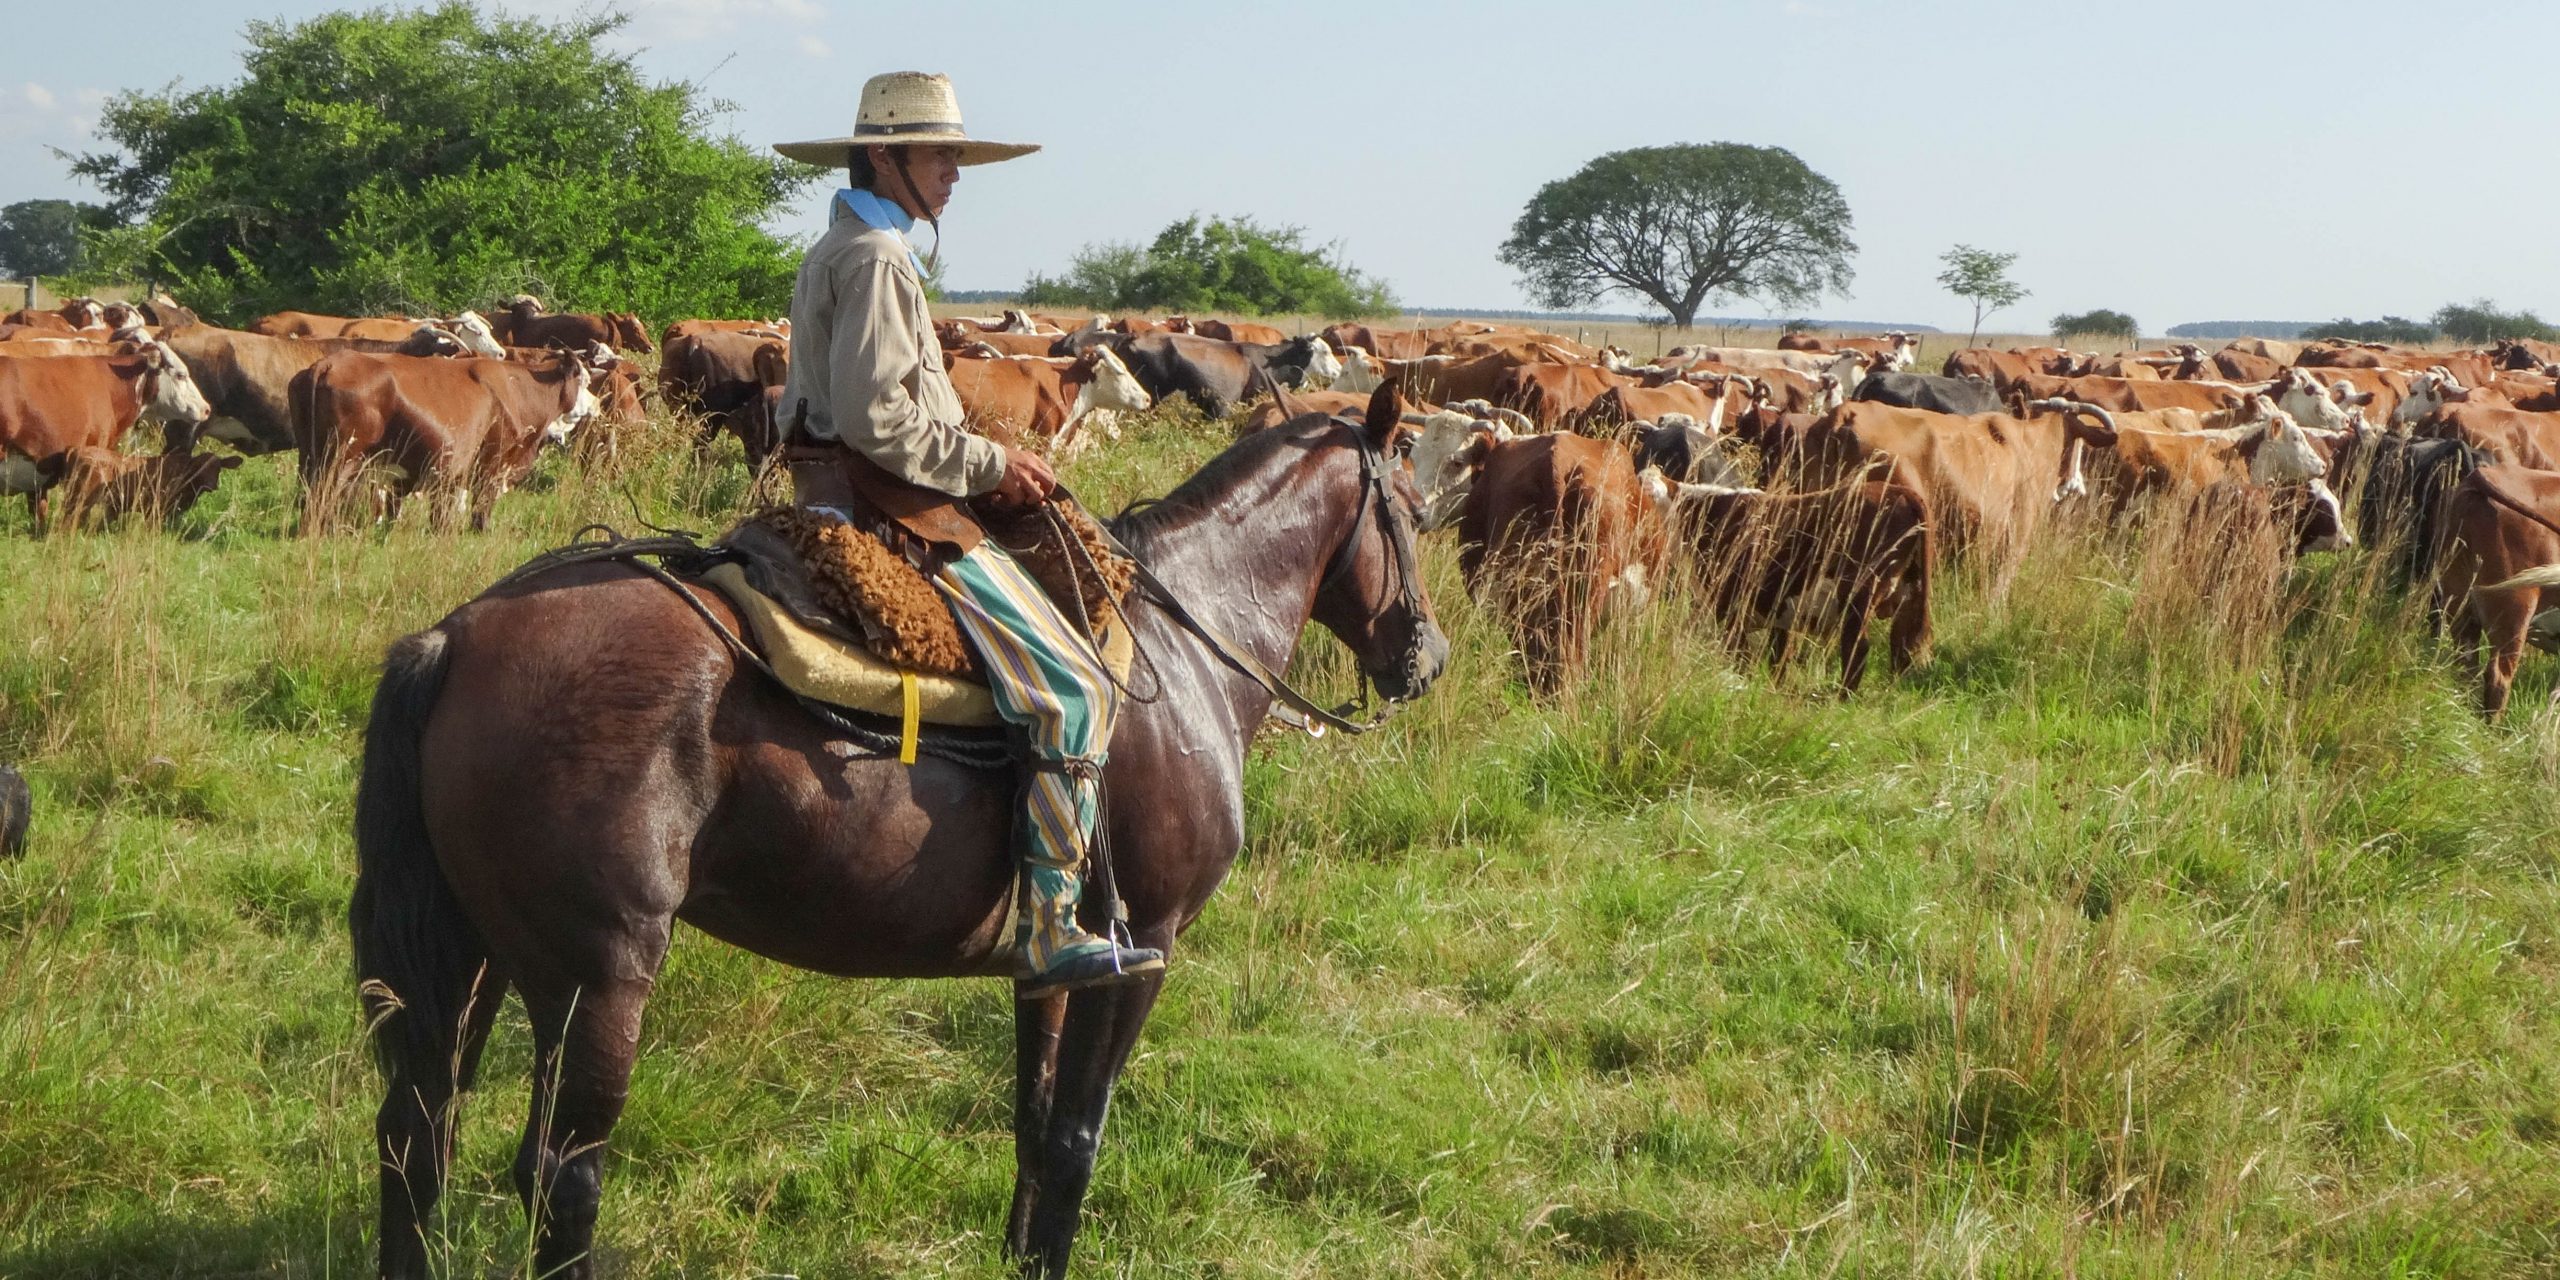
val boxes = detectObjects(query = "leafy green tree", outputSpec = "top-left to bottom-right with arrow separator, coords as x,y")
2432,299 -> 2558,344
2051,309 -> 2137,342
1938,245 -> 2028,345
66,4 -> 817,323
1498,143 -> 1855,329
2300,315 -> 2437,345
0,200 -> 109,279
1022,215 -> 1393,319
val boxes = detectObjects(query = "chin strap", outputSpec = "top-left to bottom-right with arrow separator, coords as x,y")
888,149 -> 943,277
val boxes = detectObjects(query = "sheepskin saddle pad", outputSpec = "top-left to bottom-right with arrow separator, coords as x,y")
706,504 -> 1136,726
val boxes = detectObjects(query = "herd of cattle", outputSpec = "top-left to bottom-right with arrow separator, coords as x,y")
8,292 -> 2560,716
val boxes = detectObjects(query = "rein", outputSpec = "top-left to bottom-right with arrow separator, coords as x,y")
1067,415 -> 1418,737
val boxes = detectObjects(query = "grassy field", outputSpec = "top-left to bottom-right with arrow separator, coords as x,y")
7,385 -> 2560,1279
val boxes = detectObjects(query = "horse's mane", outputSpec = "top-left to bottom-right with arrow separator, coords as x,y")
1109,414 -> 1342,553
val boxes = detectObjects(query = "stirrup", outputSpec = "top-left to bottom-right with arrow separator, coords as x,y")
1015,942 -> 1164,1000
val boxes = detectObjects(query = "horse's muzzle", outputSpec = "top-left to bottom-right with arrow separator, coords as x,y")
1374,623 -> 1451,702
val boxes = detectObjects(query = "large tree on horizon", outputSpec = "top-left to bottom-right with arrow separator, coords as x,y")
66,4 -> 818,323
1497,143 -> 1856,328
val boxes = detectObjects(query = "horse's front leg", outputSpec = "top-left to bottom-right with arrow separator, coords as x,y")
1004,992 -> 1069,1260
1017,963 -> 1168,1280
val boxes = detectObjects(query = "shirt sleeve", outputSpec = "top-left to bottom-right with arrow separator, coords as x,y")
828,256 -> 1008,497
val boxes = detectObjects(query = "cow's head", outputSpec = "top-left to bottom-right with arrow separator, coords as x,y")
1822,350 -> 1867,407
63,297 -> 104,330
1330,346 -> 1384,394
2272,368 -> 2350,433
450,311 -> 506,358
1077,345 -> 1151,414
2247,407 -> 2328,488
751,340 -> 790,389
604,312 -> 650,354
2296,476 -> 2350,552
2031,399 -> 2118,503
1406,407 -> 1510,532
545,357 -> 604,445
135,340 -> 214,433
2392,367 -> 2462,429
150,453 -> 243,522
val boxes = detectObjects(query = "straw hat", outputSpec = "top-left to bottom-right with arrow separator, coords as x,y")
773,71 -> 1039,168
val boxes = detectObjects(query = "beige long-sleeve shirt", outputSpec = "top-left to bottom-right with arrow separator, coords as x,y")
780,216 -> 1007,497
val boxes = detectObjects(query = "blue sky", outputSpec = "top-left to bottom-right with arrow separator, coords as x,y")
7,0 -> 2555,331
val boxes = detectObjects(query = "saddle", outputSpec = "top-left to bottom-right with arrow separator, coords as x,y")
700,448 -> 1136,732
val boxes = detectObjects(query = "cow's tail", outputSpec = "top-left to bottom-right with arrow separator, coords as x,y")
349,628 -> 495,1086
2486,563 -> 2560,592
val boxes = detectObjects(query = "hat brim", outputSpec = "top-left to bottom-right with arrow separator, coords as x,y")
773,135 -> 1040,167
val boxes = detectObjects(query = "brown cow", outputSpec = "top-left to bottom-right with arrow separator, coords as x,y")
1324,324 -> 1434,359
1942,346 -> 2078,390
1646,472 -> 1933,691
1188,318 -> 1288,345
2415,402 -> 2560,470
2213,348 -> 2286,382
1566,379 -> 1724,435
946,345 -> 1152,456
248,311 -> 431,342
0,344 -> 213,530
2030,399 -> 2343,539
157,322 -> 469,455
292,352 -> 600,531
1802,402 -> 2116,584
2006,374 -> 2250,415
490,298 -> 654,353
1494,362 -> 1632,428
661,329 -> 790,462
2433,465 -> 2560,716
2,298 -> 102,332
663,318 -> 787,347
1446,431 -> 1668,693
955,331 -> 1065,357
52,447 -> 242,529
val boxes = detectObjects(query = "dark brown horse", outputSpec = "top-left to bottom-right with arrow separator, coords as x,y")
350,383 -> 1447,1278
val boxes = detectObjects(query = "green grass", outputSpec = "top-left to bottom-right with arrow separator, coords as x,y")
6,401 -> 2560,1278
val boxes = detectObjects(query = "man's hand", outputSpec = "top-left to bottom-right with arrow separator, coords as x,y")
990,446 -> 1057,508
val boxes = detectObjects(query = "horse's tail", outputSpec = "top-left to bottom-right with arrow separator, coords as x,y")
349,627 -> 492,1084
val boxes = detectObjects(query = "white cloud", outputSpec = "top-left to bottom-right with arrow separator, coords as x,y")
511,0 -> 826,49
797,34 -> 831,58
0,81 -> 104,143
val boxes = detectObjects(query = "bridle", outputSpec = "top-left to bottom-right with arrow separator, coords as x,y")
1072,415 -> 1429,736
1311,415 -> 1435,708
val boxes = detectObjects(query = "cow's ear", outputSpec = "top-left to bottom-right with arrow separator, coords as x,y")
1458,424 -> 1497,468
1362,377 -> 1408,449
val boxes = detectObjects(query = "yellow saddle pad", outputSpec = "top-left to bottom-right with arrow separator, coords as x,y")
700,562 -> 1134,729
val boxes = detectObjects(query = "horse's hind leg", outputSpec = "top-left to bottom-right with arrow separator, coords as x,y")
1019,973 -> 1167,1280
1005,993 -> 1070,1261
512,964 -> 662,1280
374,966 -> 505,1280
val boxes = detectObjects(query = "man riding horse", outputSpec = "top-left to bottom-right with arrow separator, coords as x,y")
772,72 -> 1162,996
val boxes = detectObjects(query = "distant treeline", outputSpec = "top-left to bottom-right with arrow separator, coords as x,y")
938,295 -> 1943,334
2163,321 -> 2322,340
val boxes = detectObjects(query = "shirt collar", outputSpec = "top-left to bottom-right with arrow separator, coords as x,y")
832,188 -> 926,276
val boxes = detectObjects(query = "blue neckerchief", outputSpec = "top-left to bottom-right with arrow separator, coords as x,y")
833,188 -> 926,276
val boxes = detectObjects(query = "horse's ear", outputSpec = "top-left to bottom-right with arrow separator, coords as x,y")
1362,376 -> 1408,448
1262,366 -> 1304,421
